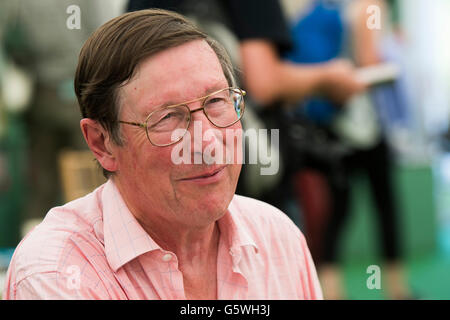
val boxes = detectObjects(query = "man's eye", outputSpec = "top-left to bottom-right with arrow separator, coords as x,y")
206,97 -> 227,106
148,110 -> 183,131
161,113 -> 173,121
158,110 -> 183,122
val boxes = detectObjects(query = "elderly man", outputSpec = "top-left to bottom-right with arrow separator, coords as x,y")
4,9 -> 322,300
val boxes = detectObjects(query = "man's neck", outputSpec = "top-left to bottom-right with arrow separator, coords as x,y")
113,177 -> 222,265
143,219 -> 220,267
128,193 -> 221,300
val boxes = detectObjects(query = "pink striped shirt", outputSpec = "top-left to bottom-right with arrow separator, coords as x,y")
3,179 -> 322,300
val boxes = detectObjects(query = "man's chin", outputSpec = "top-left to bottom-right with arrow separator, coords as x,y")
199,192 -> 229,210
181,193 -> 232,223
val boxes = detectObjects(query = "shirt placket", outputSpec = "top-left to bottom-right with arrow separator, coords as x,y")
216,238 -> 249,299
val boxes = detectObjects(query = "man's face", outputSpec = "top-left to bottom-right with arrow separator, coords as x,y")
113,40 -> 242,228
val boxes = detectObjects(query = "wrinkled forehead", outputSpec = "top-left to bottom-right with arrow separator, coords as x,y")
119,40 -> 228,116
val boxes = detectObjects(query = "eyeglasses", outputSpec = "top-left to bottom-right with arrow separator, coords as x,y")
119,87 -> 245,146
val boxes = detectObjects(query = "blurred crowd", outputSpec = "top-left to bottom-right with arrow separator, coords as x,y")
0,0 -> 446,299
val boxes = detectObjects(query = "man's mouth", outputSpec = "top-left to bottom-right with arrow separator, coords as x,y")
180,165 -> 226,181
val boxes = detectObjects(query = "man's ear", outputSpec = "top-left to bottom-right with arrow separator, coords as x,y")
80,118 -> 118,173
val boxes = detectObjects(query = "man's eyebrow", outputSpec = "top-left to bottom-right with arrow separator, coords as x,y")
140,100 -> 174,117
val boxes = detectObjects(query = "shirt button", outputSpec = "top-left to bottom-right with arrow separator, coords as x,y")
162,253 -> 172,262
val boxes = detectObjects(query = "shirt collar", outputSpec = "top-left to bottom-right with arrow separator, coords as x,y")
217,196 -> 259,255
102,179 -> 161,272
102,180 -> 258,272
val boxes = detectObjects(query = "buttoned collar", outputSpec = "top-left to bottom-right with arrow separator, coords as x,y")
101,179 -> 258,272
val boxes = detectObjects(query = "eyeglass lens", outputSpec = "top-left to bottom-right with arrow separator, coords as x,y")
146,88 -> 244,146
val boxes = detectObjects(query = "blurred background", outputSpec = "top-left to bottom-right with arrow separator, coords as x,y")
0,0 -> 449,299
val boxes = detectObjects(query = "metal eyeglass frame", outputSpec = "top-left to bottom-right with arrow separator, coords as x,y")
119,87 -> 246,147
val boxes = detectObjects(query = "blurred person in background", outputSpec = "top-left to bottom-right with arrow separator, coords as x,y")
0,2 -> 32,249
282,0 -> 412,299
0,0 -> 122,231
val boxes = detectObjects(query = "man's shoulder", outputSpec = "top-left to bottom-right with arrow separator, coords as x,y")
9,187 -> 106,281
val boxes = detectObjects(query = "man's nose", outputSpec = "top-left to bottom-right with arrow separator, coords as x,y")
188,108 -> 223,160
188,104 -> 215,133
